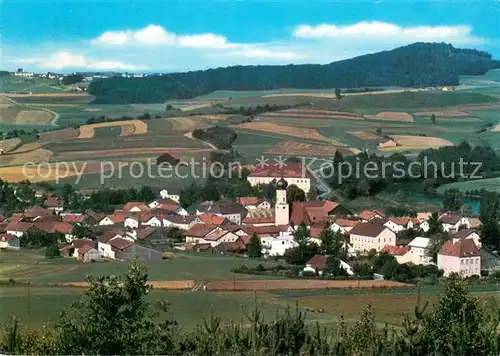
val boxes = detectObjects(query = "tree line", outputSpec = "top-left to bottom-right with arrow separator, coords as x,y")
1,262 -> 499,355
88,43 -> 500,103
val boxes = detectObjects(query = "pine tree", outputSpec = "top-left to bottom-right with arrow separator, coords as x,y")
247,234 -> 262,258
479,192 -> 500,249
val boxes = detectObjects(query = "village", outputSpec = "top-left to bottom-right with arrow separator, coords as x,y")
1,162 -> 498,280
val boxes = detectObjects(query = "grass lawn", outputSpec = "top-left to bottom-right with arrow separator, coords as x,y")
0,250 -> 285,283
437,177 -> 500,193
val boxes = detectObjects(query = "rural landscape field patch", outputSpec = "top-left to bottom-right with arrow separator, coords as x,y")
232,122 -> 336,143
262,109 -> 364,120
0,148 -> 53,166
349,131 -> 381,140
15,109 -> 54,124
266,140 -> 345,156
414,110 -> 471,117
368,112 -> 414,122
0,138 -> 21,152
56,147 -> 211,160
168,117 -> 212,132
77,120 -> 148,139
378,135 -> 454,151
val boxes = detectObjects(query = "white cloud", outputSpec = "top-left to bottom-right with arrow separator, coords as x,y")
15,51 -> 145,70
293,21 -> 484,44
91,24 -> 238,49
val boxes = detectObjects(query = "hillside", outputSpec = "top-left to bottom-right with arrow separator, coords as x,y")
89,42 -> 500,103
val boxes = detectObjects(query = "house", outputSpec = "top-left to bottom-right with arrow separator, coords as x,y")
183,224 -> 239,247
134,227 -> 174,251
380,245 -> 410,264
6,221 -> 39,237
84,211 -> 106,226
243,224 -> 294,239
384,217 -> 414,233
197,200 -> 247,225
183,224 -> 219,244
44,198 -> 64,213
405,237 -> 432,265
156,152 -> 180,166
416,212 -> 433,222
303,255 -> 354,276
60,238 -> 94,258
121,243 -> 163,261
124,213 -> 153,229
77,245 -> 101,263
378,138 -> 397,149
331,218 -> 360,234
453,229 -> 481,248
247,162 -> 314,193
438,213 -> 470,233
261,235 -> 298,256
438,239 -> 480,277
148,198 -> 187,215
97,233 -> 123,259
0,234 -> 20,250
159,188 -> 181,202
123,202 -> 150,212
162,214 -> 197,230
99,210 -> 129,225
359,210 -> 385,222
242,209 -> 275,226
108,238 -> 135,260
237,197 -> 272,210
215,237 -> 248,254
290,200 -> 351,226
349,219 -> 397,253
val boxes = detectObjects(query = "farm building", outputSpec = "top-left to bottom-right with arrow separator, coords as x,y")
290,200 -> 351,226
378,138 -> 397,149
156,152 -> 180,167
122,243 -> 163,261
247,162 -> 314,193
77,245 -> 101,263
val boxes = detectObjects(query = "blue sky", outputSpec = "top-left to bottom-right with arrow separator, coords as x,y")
2,0 -> 499,72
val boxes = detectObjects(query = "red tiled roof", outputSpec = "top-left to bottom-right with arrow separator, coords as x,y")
248,162 -> 313,179
242,216 -> 275,224
50,222 -> 73,234
44,198 -> 63,208
240,235 -> 251,245
109,238 -> 134,250
439,239 -> 480,258
455,229 -> 477,239
290,200 -> 341,226
439,214 -> 463,225
204,230 -> 230,241
73,239 -> 93,249
306,255 -> 327,270
334,218 -> 360,228
184,224 -> 218,238
237,196 -> 260,206
243,225 -> 291,236
78,245 -> 95,255
6,221 -> 35,232
349,219 -> 388,238
163,214 -> 197,224
359,210 -> 385,221
198,213 -> 229,226
106,210 -> 130,223
135,227 -> 158,240
380,245 -> 409,256
62,214 -> 85,223
388,217 -> 411,226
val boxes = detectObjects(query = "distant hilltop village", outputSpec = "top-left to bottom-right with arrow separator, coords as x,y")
9,68 -> 152,80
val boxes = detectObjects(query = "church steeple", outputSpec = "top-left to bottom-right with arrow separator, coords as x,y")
275,175 -> 289,226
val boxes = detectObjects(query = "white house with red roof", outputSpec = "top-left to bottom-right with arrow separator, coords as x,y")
438,213 -> 470,233
359,210 -> 385,222
384,217 -> 414,233
350,219 -> 397,253
437,239 -> 481,277
247,162 -> 314,193
453,229 -> 481,248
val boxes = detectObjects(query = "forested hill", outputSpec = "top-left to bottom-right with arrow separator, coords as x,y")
89,42 -> 500,103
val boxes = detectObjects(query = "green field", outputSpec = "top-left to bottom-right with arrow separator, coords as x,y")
0,76 -> 64,94
437,177 -> 500,194
0,250 -> 283,283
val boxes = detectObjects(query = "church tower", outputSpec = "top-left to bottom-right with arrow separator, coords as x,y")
275,177 -> 289,226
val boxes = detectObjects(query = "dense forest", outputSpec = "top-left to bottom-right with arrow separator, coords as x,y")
89,43 -> 500,103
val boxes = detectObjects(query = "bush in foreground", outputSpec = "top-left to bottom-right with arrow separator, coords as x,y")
1,262 -> 499,355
